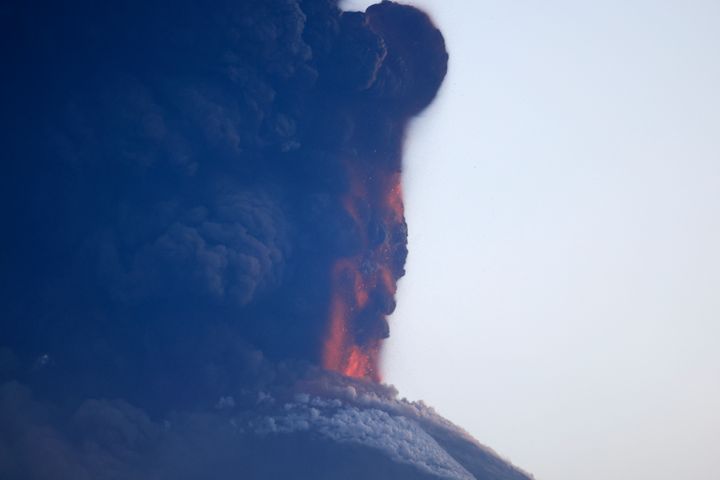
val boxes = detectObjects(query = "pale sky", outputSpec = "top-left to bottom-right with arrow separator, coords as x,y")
343,1 -> 720,479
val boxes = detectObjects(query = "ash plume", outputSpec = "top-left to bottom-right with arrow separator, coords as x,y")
0,1 -> 532,478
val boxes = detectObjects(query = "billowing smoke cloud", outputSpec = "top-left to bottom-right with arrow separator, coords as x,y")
2,0 -> 446,402
0,0 -> 531,478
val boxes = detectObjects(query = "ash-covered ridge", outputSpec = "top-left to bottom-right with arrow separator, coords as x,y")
1,369 -> 533,480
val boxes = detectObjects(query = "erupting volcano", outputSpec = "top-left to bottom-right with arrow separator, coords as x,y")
0,1 -> 535,479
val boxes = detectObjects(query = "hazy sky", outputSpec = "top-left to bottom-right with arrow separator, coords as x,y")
345,1 -> 720,479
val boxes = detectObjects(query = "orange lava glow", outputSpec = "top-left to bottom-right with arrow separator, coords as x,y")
344,346 -> 373,378
322,163 -> 404,382
386,173 -> 404,222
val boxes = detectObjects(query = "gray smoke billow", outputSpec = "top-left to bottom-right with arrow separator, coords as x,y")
0,0 -> 533,478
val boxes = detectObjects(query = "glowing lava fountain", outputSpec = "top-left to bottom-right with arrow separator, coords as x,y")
322,163 -> 406,382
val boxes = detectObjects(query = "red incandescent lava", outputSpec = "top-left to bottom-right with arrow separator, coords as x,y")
322,165 -> 405,382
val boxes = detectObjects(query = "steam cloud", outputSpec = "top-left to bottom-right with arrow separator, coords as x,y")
0,1 -> 532,478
